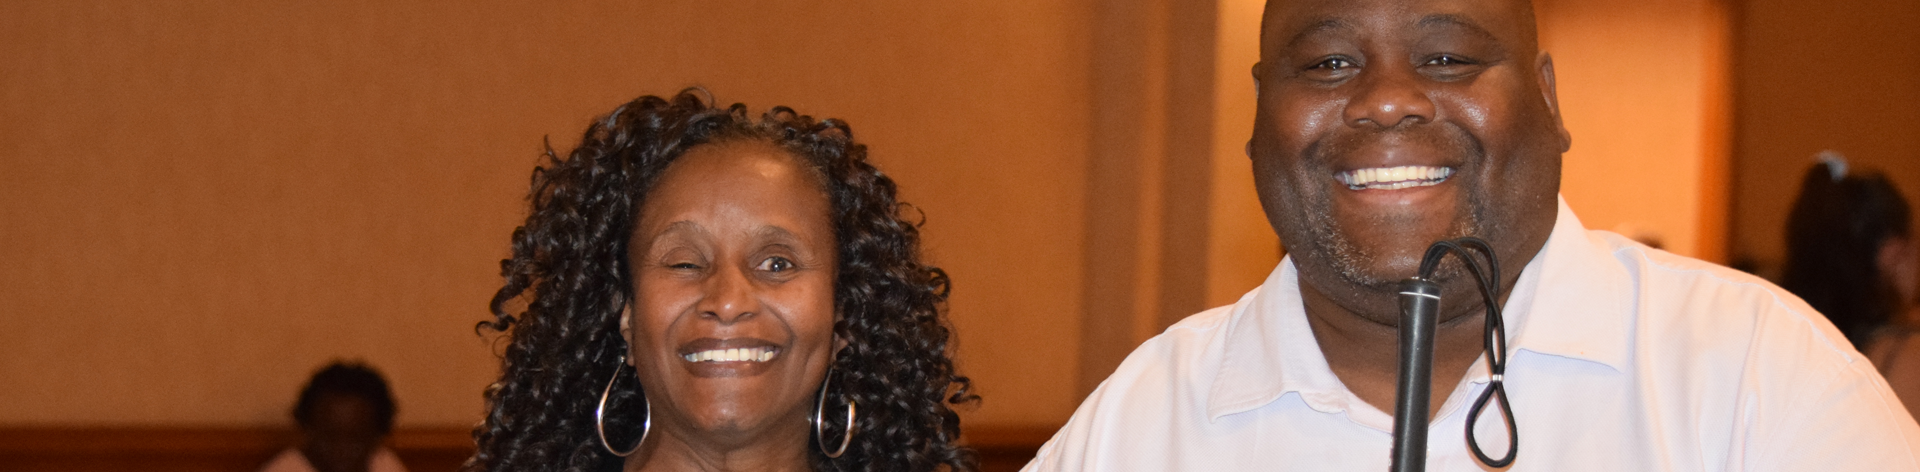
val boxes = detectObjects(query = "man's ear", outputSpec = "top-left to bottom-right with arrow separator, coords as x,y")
1537,53 -> 1573,152
1251,61 -> 1265,99
618,304 -> 635,366
1248,61 -> 1265,161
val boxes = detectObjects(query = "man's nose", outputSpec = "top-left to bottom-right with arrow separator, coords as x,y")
1344,67 -> 1435,128
699,264 -> 760,323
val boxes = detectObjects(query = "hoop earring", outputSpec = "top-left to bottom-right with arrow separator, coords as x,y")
596,355 -> 649,457
812,363 -> 857,458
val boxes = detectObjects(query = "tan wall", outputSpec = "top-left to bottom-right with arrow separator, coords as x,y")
1,0 -> 1778,434
1731,0 -> 1920,278
1206,0 -> 1282,308
0,1 -> 1092,429
1537,0 -> 1733,261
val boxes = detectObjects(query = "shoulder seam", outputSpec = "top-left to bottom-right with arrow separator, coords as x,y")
1621,245 -> 1853,359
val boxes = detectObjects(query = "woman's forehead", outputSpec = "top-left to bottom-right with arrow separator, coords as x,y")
636,142 -> 832,240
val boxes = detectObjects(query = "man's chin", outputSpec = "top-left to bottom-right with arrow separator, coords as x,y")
1331,259 -> 1421,291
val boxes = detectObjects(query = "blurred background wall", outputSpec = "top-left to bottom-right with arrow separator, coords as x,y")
1731,0 -> 1920,279
1,1 -> 1102,431
1,0 -> 1914,469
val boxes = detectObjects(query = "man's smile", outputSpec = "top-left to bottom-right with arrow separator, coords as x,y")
1335,165 -> 1456,190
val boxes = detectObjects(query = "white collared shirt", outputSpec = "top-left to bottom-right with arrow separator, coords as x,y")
1025,199 -> 1920,471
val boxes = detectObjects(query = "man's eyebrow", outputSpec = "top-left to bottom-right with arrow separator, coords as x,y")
1416,14 -> 1500,42
1285,17 -> 1355,50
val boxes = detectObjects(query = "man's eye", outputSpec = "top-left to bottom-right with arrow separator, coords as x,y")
1311,57 -> 1357,71
757,257 -> 795,273
1424,55 -> 1474,66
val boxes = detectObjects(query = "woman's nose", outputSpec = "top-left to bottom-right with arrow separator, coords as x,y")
1344,67 -> 1435,129
699,263 -> 760,323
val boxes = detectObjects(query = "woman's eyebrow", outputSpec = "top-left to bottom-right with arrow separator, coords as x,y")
753,225 -> 803,244
647,220 -> 708,242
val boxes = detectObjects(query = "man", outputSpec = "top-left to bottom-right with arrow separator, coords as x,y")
1024,0 -> 1920,470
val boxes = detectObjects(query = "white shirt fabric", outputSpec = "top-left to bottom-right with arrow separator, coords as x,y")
258,446 -> 409,472
1025,199 -> 1920,471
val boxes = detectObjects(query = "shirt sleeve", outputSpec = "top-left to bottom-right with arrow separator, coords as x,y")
1740,304 -> 1920,471
1019,357 -> 1136,472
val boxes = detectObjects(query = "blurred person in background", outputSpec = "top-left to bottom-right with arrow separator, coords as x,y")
466,90 -> 976,472
1783,154 -> 1920,414
260,361 -> 407,472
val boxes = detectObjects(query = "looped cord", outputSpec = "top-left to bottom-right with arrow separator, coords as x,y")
1418,237 -> 1518,467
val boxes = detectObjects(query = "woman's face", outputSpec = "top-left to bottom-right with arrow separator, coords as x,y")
623,141 -> 839,447
1882,235 -> 1919,308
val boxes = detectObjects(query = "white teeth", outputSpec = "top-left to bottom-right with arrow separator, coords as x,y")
681,347 -> 779,363
1336,165 -> 1453,190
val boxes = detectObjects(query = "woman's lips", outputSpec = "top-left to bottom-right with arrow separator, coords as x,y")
1335,165 -> 1455,191
681,346 -> 778,363
676,338 -> 783,377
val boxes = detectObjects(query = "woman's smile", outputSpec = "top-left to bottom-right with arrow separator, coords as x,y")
678,338 -> 786,378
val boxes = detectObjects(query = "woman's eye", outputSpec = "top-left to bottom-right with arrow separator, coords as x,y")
757,257 -> 795,273
666,260 -> 701,270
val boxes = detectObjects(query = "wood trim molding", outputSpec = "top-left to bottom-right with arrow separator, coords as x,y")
0,424 -> 1054,472
0,426 -> 472,454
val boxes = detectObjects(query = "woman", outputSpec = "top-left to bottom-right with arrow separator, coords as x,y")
1781,155 -> 1919,410
467,91 -> 976,472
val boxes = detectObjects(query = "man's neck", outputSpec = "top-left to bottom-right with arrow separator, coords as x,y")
1297,278 -> 1511,420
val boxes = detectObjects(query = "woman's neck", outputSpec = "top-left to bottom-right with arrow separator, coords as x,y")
622,423 -> 814,472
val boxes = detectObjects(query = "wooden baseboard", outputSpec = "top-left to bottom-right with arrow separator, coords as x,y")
0,427 -> 471,472
0,424 -> 1053,472
964,425 -> 1057,472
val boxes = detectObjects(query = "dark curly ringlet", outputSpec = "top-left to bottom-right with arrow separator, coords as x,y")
467,90 -> 977,472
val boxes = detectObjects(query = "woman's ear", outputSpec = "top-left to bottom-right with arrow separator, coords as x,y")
832,312 -> 850,356
619,304 -> 636,366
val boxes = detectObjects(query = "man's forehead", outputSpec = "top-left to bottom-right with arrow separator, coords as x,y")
1261,0 -> 1539,51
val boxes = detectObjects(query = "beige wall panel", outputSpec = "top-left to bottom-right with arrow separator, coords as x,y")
0,1 -> 1091,428
1204,0 -> 1279,308
1537,0 -> 1730,260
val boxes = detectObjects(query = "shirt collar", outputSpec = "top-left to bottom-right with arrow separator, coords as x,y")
1206,196 -> 1633,421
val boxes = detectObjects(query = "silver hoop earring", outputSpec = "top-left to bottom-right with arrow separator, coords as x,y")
812,363 -> 857,458
596,355 -> 650,457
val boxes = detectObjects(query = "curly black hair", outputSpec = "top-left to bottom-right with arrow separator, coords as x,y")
294,361 -> 397,435
466,90 -> 977,472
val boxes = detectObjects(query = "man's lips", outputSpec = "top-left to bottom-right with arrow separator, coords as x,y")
1335,165 -> 1455,191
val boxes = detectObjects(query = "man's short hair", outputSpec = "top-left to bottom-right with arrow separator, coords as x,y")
292,361 -> 397,435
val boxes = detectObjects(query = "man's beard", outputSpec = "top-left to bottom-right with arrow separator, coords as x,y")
1298,188 -> 1489,292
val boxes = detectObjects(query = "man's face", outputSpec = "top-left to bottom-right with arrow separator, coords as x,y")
1251,0 -> 1569,321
